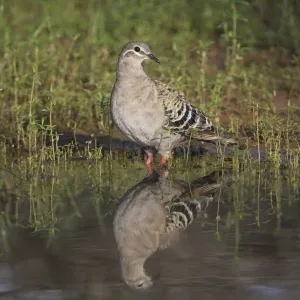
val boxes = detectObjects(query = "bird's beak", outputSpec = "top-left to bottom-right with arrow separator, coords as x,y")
147,53 -> 160,64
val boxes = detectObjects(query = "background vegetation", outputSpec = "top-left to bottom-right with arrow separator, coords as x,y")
0,2 -> 300,287
0,0 -> 299,160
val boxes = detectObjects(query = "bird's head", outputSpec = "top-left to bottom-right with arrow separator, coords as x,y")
121,256 -> 155,290
119,41 -> 160,66
125,274 -> 154,290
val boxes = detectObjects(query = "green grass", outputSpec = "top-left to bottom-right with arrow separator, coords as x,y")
0,0 -> 299,237
1,1 -> 300,280
0,0 -> 299,166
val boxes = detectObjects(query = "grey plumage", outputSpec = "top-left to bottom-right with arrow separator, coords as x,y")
110,41 -> 236,164
113,171 -> 222,289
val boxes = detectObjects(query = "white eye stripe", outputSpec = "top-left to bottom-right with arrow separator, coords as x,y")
122,49 -> 147,57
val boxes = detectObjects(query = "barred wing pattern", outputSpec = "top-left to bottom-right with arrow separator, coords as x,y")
155,80 -> 214,134
155,80 -> 238,145
164,198 -> 200,234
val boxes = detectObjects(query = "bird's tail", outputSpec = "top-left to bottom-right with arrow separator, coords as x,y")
188,131 -> 237,146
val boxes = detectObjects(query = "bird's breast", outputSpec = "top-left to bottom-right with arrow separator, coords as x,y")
110,81 -> 164,144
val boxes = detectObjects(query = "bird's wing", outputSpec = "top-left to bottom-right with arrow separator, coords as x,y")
159,198 -> 201,249
155,80 -> 214,133
154,80 -> 236,145
158,171 -> 223,249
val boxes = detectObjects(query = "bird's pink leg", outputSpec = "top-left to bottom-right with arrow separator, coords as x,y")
159,156 -> 168,166
145,154 -> 154,165
145,154 -> 154,173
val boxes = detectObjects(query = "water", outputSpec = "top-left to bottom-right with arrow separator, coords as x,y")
0,158 -> 300,299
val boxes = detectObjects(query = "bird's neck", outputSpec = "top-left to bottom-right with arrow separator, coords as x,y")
121,257 -> 148,281
116,60 -> 148,80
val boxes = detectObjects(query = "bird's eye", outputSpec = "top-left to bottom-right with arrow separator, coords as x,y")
137,282 -> 143,288
134,46 -> 140,53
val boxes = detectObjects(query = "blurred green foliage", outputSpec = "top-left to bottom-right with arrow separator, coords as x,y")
0,0 -> 299,155
1,0 -> 300,51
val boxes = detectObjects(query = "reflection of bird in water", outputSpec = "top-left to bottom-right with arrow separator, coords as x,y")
113,170 -> 223,290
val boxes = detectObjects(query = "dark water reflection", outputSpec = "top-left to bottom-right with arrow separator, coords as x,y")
0,162 -> 300,299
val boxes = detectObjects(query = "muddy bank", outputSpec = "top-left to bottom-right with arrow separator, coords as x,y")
47,132 -> 269,162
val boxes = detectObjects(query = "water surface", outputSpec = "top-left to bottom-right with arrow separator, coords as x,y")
0,159 -> 300,299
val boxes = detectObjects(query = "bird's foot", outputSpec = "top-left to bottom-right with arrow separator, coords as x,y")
145,154 -> 154,173
161,168 -> 169,177
160,156 -> 169,176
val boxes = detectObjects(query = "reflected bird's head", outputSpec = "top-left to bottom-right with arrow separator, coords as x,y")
125,275 -> 153,290
121,257 -> 154,290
